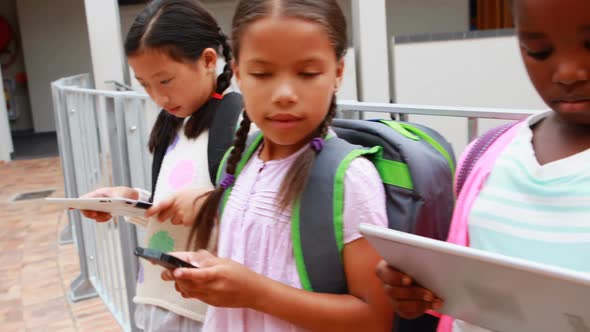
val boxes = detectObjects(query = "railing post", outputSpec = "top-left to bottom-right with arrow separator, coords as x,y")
467,117 -> 479,142
58,224 -> 74,245
108,96 -> 140,332
51,83 -> 98,302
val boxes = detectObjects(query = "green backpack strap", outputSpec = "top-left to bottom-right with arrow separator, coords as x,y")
379,120 -> 455,176
294,137 -> 381,293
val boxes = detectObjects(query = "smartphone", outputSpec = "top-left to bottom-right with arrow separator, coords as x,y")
134,247 -> 197,269
126,199 -> 152,210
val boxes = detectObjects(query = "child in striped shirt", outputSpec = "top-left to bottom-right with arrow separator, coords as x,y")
376,0 -> 590,331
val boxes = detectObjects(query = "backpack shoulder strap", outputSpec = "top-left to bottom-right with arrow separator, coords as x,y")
150,93 -> 243,202
455,122 -> 518,197
295,137 -> 381,294
207,92 -> 243,185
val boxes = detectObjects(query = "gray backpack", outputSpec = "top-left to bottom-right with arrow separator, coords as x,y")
218,118 -> 455,330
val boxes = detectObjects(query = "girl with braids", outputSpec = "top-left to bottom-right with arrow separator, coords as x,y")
161,0 -> 393,331
80,0 -> 239,330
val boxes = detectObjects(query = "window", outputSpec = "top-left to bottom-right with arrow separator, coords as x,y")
470,0 -> 514,31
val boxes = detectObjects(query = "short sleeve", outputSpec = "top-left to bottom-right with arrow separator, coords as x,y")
342,157 -> 388,244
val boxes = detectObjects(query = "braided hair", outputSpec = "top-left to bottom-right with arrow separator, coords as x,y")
188,113 -> 252,250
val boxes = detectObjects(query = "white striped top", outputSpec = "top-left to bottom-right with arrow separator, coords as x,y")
469,110 -> 590,273
455,111 -> 590,332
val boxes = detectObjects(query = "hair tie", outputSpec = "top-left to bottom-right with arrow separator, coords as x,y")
218,30 -> 227,44
219,174 -> 235,189
211,92 -> 223,100
310,137 -> 325,153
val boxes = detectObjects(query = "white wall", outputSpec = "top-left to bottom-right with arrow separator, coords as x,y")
119,0 -> 354,55
17,0 -> 93,133
352,0 -> 389,104
392,36 -> 546,154
119,4 -> 145,42
385,0 -> 469,100
119,1 -> 237,43
84,0 -> 126,90
386,0 -> 469,37
0,0 -> 33,132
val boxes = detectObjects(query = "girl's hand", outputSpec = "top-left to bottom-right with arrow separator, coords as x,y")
375,260 -> 443,319
80,186 -> 138,222
161,250 -> 266,308
145,188 -> 212,226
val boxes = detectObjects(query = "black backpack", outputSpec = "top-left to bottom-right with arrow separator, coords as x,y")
149,92 -> 242,201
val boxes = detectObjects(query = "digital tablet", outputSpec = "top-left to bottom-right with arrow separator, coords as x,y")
46,197 -> 151,226
360,223 -> 590,332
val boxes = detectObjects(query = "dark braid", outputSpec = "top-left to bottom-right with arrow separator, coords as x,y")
188,112 -> 252,250
320,94 -> 337,137
184,32 -> 234,140
148,111 -> 183,153
224,113 -> 252,175
185,31 -> 234,140
278,94 -> 337,210
216,31 -> 233,94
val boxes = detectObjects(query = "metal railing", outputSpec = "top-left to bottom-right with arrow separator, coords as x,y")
52,74 -> 538,331
337,100 -> 538,142
52,74 -> 159,331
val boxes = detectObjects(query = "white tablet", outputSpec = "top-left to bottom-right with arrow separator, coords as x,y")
360,223 -> 590,332
46,197 -> 151,227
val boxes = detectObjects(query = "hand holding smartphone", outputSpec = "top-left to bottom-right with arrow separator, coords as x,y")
134,247 -> 197,269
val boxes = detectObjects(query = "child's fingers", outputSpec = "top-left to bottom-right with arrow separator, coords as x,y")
175,282 -> 198,299
161,269 -> 175,281
167,250 -> 216,268
432,299 -> 443,310
90,212 -> 111,222
175,280 -> 208,300
171,213 -> 184,225
81,210 -> 96,218
375,260 -> 412,286
145,199 -> 172,218
81,188 -> 113,199
81,210 -> 112,222
190,250 -> 217,268
182,216 -> 195,227
174,281 -> 181,293
393,300 -> 435,319
384,285 -> 435,302
81,210 -> 102,218
156,206 -> 176,222
174,281 -> 192,298
99,213 -> 114,222
173,266 -> 216,283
